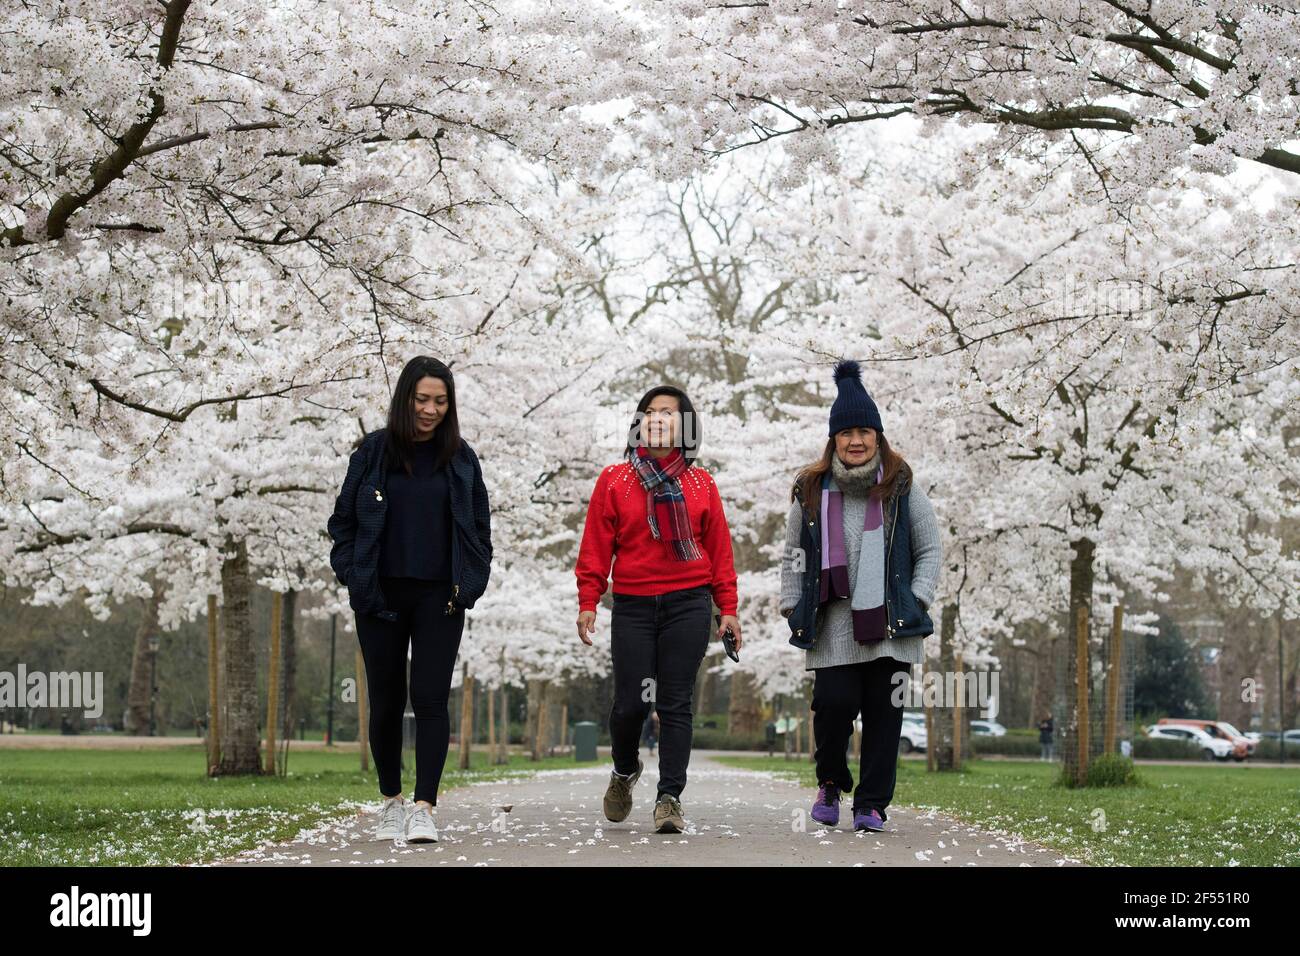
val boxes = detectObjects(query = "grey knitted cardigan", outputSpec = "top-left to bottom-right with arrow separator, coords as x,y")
779,451 -> 943,670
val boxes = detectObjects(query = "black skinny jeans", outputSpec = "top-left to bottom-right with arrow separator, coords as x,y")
811,656 -> 912,820
354,576 -> 464,805
609,583 -> 712,799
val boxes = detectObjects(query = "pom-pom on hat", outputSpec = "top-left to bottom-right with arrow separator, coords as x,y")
828,359 -> 884,437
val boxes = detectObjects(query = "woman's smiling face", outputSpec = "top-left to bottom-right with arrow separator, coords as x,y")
413,375 -> 448,438
834,426 -> 877,466
640,394 -> 680,448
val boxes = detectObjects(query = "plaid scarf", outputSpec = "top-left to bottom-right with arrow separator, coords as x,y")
819,466 -> 888,643
629,445 -> 703,561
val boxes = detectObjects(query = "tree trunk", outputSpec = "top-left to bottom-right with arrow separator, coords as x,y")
206,594 -> 220,774
727,671 -> 763,738
125,583 -> 161,735
1283,612 -> 1296,755
806,703 -> 814,762
216,538 -> 261,774
356,647 -> 369,772
279,587 -> 298,746
497,684 -> 510,764
925,701 -> 935,772
264,591 -> 282,775
929,602 -> 972,771
695,664 -> 713,717
217,590 -> 227,761
793,703 -> 801,757
525,679 -> 541,760
1103,604 -> 1124,754
1064,537 -> 1096,785
458,666 -> 474,770
531,680 -> 551,760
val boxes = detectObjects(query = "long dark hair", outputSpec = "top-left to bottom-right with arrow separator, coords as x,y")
378,356 -> 461,473
792,431 -> 910,514
622,385 -> 701,466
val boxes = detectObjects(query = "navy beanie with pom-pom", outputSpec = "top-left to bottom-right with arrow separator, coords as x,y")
828,359 -> 884,436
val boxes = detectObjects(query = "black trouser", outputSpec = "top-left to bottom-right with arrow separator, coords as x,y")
811,656 -> 912,820
354,577 -> 464,805
609,583 -> 711,799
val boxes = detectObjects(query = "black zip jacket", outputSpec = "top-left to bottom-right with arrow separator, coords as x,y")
327,428 -> 492,621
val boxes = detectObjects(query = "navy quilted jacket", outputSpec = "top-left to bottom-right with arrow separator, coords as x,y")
327,428 -> 493,622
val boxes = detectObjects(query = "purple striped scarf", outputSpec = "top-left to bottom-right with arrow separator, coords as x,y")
819,469 -> 888,643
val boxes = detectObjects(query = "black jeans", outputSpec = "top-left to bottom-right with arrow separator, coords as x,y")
354,576 -> 464,805
811,656 -> 912,820
609,583 -> 712,799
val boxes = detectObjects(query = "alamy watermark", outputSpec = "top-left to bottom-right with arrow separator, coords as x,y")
0,664 -> 105,719
49,885 -> 150,936
891,669 -> 1000,719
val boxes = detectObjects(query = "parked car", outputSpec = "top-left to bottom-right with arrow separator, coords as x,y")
1146,725 -> 1234,761
1156,718 -> 1253,760
849,715 -> 928,753
899,717 -> 927,754
1255,730 -> 1300,743
969,719 -> 1006,737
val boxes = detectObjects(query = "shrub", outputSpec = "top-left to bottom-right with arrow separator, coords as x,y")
969,733 -> 1041,756
1133,736 -> 1211,759
1085,753 -> 1139,787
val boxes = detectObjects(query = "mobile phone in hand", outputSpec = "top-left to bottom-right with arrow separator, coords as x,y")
714,612 -> 739,663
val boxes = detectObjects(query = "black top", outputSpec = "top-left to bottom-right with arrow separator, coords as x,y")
378,437 -> 453,581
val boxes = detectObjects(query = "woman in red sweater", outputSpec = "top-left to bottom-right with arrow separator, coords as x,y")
575,385 -> 740,834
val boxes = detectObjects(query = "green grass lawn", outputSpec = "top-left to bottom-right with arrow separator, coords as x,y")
0,745 -> 587,866
716,755 -> 1300,867
17,727 -> 344,741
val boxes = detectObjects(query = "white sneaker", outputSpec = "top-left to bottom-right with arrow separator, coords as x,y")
375,796 -> 407,841
406,802 -> 438,843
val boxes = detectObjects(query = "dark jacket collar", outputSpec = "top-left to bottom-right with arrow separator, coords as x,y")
367,427 -> 472,482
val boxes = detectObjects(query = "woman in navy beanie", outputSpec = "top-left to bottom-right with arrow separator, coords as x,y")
779,360 -> 942,832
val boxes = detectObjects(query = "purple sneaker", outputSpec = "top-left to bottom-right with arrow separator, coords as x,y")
853,806 -> 885,832
811,783 -> 841,827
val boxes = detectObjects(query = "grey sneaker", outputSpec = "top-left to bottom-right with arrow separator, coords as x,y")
602,758 -> 643,822
375,796 -> 407,840
654,793 -> 684,833
405,802 -> 438,843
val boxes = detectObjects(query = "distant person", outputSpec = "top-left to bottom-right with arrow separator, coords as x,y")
642,709 -> 660,755
1038,714 -> 1055,761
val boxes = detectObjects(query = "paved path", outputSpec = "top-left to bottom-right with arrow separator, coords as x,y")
0,733 -> 359,750
206,753 -> 1084,867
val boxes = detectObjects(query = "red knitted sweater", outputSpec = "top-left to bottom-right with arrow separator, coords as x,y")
575,460 -> 739,615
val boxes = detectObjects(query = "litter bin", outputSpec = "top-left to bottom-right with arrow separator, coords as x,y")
573,721 -> 598,762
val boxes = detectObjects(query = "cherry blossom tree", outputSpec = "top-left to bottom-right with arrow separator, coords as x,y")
618,1 -> 1300,191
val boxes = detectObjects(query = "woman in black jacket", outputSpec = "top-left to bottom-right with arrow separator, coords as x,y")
327,356 -> 492,844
